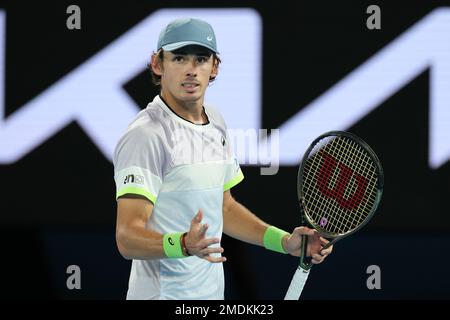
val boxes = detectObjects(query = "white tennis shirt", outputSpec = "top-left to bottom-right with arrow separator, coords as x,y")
113,95 -> 244,300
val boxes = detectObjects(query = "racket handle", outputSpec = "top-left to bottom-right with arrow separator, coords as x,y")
300,234 -> 313,269
284,267 -> 310,300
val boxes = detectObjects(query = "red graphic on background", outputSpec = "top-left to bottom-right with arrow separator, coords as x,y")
316,152 -> 369,210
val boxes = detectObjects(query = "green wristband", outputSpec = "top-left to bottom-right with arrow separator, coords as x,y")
163,232 -> 185,258
263,226 -> 289,254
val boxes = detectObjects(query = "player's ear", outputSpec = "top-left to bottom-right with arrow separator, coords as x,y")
151,51 -> 163,76
210,57 -> 219,78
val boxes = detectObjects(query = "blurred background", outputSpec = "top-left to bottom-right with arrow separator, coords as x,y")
0,0 -> 450,299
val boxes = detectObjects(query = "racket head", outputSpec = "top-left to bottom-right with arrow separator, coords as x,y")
298,131 -> 384,240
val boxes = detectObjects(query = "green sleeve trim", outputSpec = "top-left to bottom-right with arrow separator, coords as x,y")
163,232 -> 185,258
223,171 -> 244,191
116,187 -> 157,204
263,226 -> 289,254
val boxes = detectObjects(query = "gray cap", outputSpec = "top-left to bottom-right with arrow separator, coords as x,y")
157,18 -> 218,53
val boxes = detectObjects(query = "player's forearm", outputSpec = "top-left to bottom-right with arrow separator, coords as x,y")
116,225 -> 166,260
223,197 -> 269,246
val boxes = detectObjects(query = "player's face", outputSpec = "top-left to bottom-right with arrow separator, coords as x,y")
159,46 -> 218,105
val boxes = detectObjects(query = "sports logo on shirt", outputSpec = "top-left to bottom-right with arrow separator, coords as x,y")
123,174 -> 144,185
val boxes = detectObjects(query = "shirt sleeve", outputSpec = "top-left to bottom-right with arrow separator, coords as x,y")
223,132 -> 244,191
223,157 -> 244,191
113,126 -> 164,204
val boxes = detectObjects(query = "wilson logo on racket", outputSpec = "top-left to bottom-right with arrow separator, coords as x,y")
316,151 -> 369,210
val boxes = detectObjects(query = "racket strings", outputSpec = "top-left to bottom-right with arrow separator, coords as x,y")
312,138 -> 364,233
304,138 -> 347,233
315,138 -> 376,233
301,136 -> 378,236
349,142 -> 378,226
331,140 -> 373,230
320,138 -> 377,233
303,139 -> 345,233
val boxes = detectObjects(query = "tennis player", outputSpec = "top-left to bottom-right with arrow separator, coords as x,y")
113,18 -> 333,300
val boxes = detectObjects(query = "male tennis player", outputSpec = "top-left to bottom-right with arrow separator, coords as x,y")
113,18 -> 333,300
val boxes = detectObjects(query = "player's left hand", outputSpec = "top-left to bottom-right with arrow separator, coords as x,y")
283,226 -> 333,264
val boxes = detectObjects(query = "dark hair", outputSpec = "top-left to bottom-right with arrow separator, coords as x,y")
148,49 -> 221,86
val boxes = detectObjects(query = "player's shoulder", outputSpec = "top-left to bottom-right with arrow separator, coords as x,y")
126,100 -> 169,136
204,103 -> 227,129
113,102 -> 166,159
122,112 -> 157,141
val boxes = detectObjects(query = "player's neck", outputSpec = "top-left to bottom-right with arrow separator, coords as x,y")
159,93 -> 208,125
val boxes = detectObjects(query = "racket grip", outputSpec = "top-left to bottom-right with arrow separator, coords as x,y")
300,234 -> 313,269
284,267 -> 310,300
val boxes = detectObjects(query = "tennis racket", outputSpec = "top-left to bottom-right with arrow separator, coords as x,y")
284,130 -> 384,300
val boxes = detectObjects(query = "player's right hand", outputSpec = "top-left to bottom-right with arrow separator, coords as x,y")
184,209 -> 226,263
